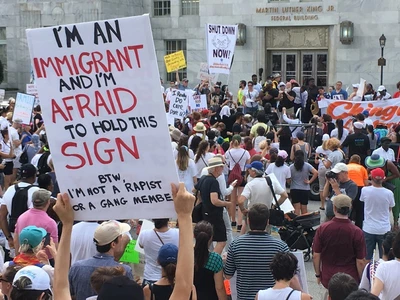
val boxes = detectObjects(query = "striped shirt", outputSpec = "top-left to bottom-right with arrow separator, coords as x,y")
224,232 -> 289,300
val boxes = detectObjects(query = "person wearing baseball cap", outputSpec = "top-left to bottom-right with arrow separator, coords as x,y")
323,163 -> 358,220
360,167 -> 395,261
372,136 -> 395,161
69,220 -> 133,300
313,194 -> 366,290
11,265 -> 52,300
341,121 -> 370,164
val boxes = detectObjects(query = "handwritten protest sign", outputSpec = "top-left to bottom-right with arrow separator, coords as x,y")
327,98 -> 400,128
120,240 -> 140,264
13,93 -> 35,125
0,89 -> 4,101
26,83 -> 40,107
26,15 -> 178,220
164,50 -> 186,73
168,90 -> 188,120
206,24 -> 237,74
189,94 -> 207,112
196,62 -> 218,83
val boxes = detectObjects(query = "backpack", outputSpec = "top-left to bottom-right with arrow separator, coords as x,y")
227,150 -> 246,186
37,152 -> 51,175
8,184 -> 34,233
19,147 -> 29,165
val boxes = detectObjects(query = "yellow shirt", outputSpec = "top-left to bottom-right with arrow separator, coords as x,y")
250,123 -> 269,137
237,88 -> 244,105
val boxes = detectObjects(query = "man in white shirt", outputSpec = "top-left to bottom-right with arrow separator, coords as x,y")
360,168 -> 395,261
372,137 -> 395,162
70,221 -> 100,265
8,119 -> 23,182
243,81 -> 260,116
282,107 -> 302,138
376,85 -> 391,100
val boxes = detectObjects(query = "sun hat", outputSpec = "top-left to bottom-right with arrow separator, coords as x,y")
19,226 -> 47,249
278,150 -> 288,159
13,266 -> 51,292
332,194 -> 352,209
98,276 -> 143,300
245,161 -> 264,171
158,243 -> 178,267
331,163 -> 348,173
170,128 -> 182,142
365,154 -> 385,169
371,168 -> 385,179
205,156 -> 225,169
94,221 -> 131,246
193,122 -> 206,132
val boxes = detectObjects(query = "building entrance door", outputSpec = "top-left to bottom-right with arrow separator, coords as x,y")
269,51 -> 328,87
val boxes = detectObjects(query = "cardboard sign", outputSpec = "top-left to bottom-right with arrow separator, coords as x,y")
196,62 -> 219,83
206,24 -> 237,74
120,239 -> 140,264
189,94 -> 207,112
327,98 -> 400,129
13,93 -> 35,125
168,90 -> 188,120
164,50 -> 186,73
26,15 -> 178,220
0,89 -> 4,101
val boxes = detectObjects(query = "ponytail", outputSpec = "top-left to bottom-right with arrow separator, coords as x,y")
336,119 -> 344,140
195,140 -> 209,163
163,263 -> 177,286
194,221 -> 213,271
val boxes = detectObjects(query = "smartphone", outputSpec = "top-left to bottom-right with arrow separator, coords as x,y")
232,179 -> 238,186
44,233 -> 51,246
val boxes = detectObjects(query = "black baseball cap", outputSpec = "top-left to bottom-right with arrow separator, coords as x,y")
20,164 -> 37,179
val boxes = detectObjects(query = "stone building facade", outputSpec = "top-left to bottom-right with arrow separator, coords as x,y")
1,0 -> 400,94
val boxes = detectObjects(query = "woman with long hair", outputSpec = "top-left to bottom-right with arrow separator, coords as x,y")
194,140 -> 215,179
243,137 -> 257,157
0,129 -> 16,190
0,265 -> 22,300
265,150 -> 290,192
190,135 -> 202,155
314,134 -> 332,210
176,146 -> 197,192
372,231 -> 400,299
225,135 -> 250,230
290,131 -> 310,161
330,119 -> 349,144
290,150 -> 318,215
193,221 -> 226,300
367,125 -> 378,151
346,154 -> 369,228
321,138 -> 345,170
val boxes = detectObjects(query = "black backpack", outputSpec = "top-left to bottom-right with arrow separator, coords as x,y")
8,184 -> 34,233
37,152 -> 51,175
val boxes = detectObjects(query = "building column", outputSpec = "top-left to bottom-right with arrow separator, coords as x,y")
255,27 -> 266,82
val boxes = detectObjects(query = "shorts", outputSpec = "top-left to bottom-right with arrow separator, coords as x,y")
318,167 -> 328,192
290,189 -> 309,205
203,212 -> 227,242
13,157 -> 21,169
3,162 -> 13,175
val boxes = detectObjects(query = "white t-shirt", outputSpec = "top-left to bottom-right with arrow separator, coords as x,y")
173,148 -> 195,160
315,146 -> 332,169
258,287 -> 301,300
0,139 -> 13,162
1,183 -> 40,216
244,90 -> 259,108
176,159 -> 197,192
374,260 -> 400,300
225,148 -> 250,171
241,175 -> 285,208
360,186 -> 395,234
70,222 -> 100,265
0,117 -> 9,131
265,163 -> 291,191
8,126 -> 22,156
330,128 -> 349,144
194,152 -> 214,178
188,133 -> 208,149
31,153 -> 43,167
138,228 -> 179,281
372,147 -> 395,162
253,136 -> 266,152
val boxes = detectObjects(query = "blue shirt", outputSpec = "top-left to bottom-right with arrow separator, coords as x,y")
178,83 -> 189,91
331,89 -> 348,100
69,253 -> 133,300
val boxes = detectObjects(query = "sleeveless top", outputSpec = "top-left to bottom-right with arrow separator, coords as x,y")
258,287 -> 302,300
297,143 -> 309,158
149,283 -> 173,300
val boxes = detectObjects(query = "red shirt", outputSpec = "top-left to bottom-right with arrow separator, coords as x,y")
393,91 -> 400,99
312,217 -> 366,288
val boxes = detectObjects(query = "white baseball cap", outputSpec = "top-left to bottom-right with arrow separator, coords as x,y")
94,220 -> 131,246
377,85 -> 386,92
352,83 -> 360,88
13,265 -> 51,291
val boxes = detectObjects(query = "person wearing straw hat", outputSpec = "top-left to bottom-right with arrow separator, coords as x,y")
188,122 -> 208,149
194,156 -> 231,254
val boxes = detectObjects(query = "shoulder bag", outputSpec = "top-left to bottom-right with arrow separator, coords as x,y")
266,176 -> 285,226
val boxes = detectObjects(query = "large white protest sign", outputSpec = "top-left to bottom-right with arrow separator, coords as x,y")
26,15 -> 178,220
206,24 -> 237,74
327,98 -> 400,128
168,90 -> 188,120
13,93 -> 35,125
189,94 -> 207,112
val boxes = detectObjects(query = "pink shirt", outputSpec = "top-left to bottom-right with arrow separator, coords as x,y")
15,208 -> 58,243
